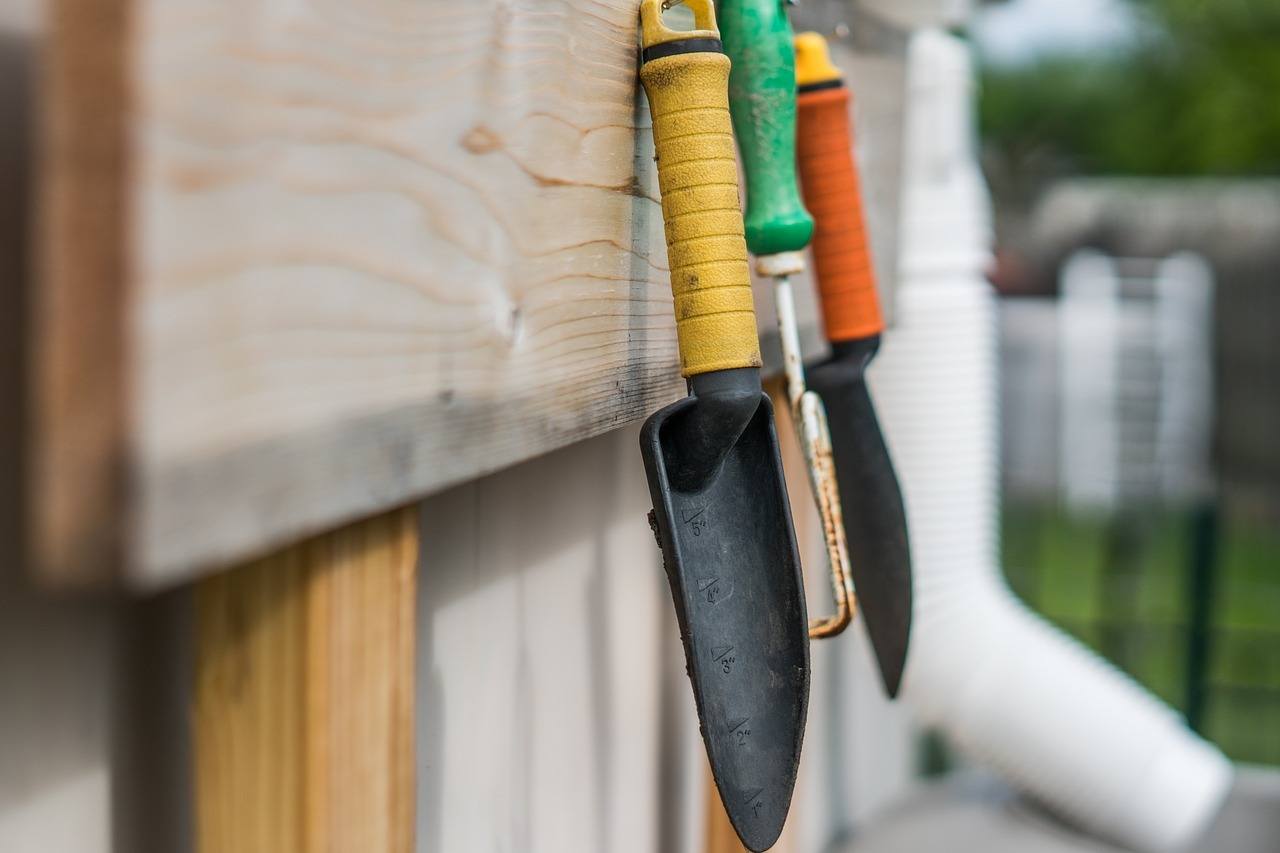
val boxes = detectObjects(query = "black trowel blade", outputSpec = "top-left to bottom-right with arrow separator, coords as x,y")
808,340 -> 913,697
641,394 -> 810,853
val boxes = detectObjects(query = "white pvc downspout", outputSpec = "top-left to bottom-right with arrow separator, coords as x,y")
868,29 -> 1232,852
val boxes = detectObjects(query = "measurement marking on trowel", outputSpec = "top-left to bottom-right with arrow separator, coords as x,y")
697,576 -> 733,605
681,506 -> 709,536
728,716 -> 752,745
744,788 -> 765,818
712,645 -> 736,673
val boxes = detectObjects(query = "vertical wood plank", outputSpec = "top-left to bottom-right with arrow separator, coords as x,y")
418,426 -> 673,853
32,0 -> 132,585
704,773 -> 748,853
194,507 -> 417,853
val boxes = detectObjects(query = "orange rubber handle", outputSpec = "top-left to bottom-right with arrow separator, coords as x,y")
796,83 -> 883,341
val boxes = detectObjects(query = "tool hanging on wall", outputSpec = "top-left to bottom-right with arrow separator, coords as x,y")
636,0 -> 809,849
719,0 -> 855,640
794,31 -> 913,696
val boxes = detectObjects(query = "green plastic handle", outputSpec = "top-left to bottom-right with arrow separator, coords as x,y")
719,0 -> 814,258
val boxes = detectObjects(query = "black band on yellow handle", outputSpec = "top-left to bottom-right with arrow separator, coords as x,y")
642,36 -> 722,63
639,0 -> 762,377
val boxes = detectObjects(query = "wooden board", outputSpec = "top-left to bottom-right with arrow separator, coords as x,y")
417,425 -> 685,852
32,0 -> 895,588
193,506 -> 417,853
37,0 -> 682,587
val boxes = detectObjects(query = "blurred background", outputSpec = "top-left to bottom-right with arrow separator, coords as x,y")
974,0 -> 1280,766
0,1 -> 1276,852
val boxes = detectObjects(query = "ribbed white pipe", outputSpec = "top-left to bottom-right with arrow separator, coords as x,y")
867,29 -> 1233,852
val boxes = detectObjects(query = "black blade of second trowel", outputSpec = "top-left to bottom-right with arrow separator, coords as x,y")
808,337 -> 912,697
642,393 -> 809,852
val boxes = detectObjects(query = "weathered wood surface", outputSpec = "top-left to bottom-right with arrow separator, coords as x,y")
193,506 -> 417,853
32,0 -> 904,588
417,426 -> 697,853
129,0 -> 696,588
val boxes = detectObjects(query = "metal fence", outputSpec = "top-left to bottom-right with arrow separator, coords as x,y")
998,253 -> 1280,766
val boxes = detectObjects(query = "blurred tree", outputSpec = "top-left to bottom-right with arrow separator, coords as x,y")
979,0 -> 1280,197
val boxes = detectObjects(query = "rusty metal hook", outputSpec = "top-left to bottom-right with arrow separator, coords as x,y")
767,259 -> 856,639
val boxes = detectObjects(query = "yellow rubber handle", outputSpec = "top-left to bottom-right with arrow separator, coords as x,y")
639,0 -> 762,377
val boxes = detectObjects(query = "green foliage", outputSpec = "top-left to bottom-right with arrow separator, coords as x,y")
978,0 -> 1280,181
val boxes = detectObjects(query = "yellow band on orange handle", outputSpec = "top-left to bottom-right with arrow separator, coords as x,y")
640,0 -> 762,377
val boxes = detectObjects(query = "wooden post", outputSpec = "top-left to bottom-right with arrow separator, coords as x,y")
705,776 -> 748,853
193,506 -> 418,853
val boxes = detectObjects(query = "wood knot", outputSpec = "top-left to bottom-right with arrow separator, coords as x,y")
461,124 -> 502,155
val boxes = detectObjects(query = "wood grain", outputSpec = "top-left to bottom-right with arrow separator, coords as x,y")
193,505 -> 417,853
128,0 -> 683,585
33,0 -> 868,588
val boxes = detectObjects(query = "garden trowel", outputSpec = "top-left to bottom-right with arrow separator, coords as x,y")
794,32 -> 913,697
637,0 -> 809,848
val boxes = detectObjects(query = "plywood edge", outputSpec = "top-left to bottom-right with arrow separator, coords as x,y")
30,0 -> 133,586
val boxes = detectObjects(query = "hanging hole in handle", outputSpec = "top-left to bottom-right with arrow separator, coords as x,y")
660,1 -> 697,32
640,0 -> 717,47
661,0 -> 716,34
